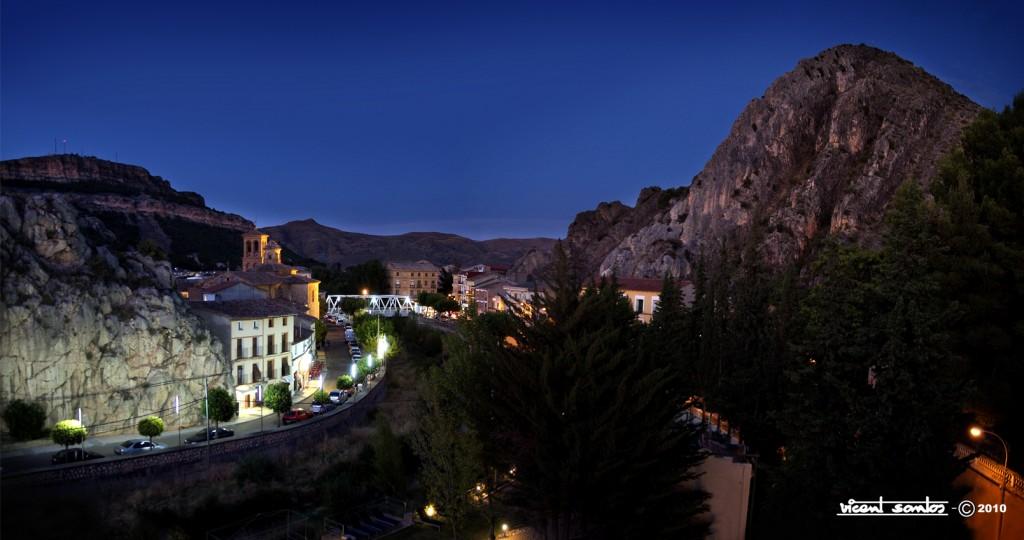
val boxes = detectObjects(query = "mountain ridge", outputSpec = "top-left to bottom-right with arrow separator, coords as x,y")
265,218 -> 557,269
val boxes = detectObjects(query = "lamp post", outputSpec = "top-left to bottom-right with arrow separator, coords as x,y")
969,426 -> 1009,540
175,395 -> 181,446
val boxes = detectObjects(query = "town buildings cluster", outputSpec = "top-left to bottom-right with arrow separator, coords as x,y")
178,230 -> 320,413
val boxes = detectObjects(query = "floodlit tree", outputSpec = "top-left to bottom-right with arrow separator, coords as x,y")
51,419 -> 87,449
205,387 -> 237,428
2,399 -> 46,440
137,416 -> 165,442
336,375 -> 354,390
264,382 -> 292,427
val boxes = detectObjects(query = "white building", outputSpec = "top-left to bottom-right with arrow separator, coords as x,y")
192,299 -> 315,409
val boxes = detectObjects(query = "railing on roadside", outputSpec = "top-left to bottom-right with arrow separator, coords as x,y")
956,442 -> 1024,499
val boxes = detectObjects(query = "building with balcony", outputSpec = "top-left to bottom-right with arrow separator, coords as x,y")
387,260 -> 440,297
192,299 -> 315,409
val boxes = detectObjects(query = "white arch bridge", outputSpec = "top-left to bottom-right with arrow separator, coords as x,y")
325,294 -> 419,317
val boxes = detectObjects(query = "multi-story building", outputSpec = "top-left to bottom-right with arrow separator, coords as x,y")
387,260 -> 440,298
192,299 -> 316,409
187,230 -> 321,317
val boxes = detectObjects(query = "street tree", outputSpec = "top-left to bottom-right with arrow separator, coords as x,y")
205,387 -> 237,428
264,382 -> 292,426
51,419 -> 87,449
336,375 -> 354,390
312,389 -> 330,404
137,416 -> 165,442
2,399 -> 46,440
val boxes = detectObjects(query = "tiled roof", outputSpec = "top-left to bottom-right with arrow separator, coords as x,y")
191,299 -> 304,318
386,260 -> 440,272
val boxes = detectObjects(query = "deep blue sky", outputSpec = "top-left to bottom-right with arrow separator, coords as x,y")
3,1 -> 1022,239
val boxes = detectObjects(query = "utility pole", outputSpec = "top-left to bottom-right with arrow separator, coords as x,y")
204,375 -> 211,470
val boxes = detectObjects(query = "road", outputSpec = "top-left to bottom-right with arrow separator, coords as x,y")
0,322 -> 358,475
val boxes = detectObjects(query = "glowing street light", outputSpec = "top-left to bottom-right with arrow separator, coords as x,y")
969,425 -> 1010,540
367,354 -> 374,369
361,288 -> 369,296
319,373 -> 324,390
377,334 -> 389,360
350,362 -> 358,379
424,504 -> 437,518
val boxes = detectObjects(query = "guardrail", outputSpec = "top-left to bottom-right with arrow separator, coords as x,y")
955,442 -> 1024,499
1,374 -> 388,489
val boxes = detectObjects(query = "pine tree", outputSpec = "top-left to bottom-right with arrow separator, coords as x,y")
446,244 -> 709,539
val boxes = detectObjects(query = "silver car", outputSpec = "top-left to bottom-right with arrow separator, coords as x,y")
115,439 -> 167,456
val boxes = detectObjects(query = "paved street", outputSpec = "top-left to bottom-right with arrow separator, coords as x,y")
0,322 -> 361,475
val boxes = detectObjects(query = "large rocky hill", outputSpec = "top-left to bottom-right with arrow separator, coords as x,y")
0,190 -> 230,431
0,155 -> 254,270
265,218 -> 557,269
515,44 -> 982,280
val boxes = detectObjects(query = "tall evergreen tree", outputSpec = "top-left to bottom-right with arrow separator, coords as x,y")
445,244 -> 708,539
768,183 -> 969,539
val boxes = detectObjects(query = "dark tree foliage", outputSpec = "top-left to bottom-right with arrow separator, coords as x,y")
760,184 -> 970,539
438,267 -> 454,294
2,399 -> 46,440
932,93 -> 1024,467
313,259 -> 389,295
432,243 -> 709,539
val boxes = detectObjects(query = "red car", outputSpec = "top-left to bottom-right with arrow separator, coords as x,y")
282,408 -> 314,425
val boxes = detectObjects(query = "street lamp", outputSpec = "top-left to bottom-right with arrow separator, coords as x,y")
377,334 -> 388,361
424,504 -> 437,518
969,425 -> 1010,540
350,362 -> 358,379
361,288 -> 369,296
367,354 -> 374,369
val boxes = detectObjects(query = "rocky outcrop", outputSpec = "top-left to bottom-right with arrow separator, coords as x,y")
0,192 -> 230,433
598,45 -> 981,277
1,155 -> 254,270
509,187 -> 685,282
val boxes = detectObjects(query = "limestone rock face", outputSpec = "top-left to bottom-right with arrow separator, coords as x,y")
1,155 -> 254,270
599,45 -> 981,277
0,192 -> 231,433
509,186 -> 685,282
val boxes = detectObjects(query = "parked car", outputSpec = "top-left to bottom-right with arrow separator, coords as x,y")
185,427 -> 235,444
51,447 -> 103,465
311,402 -> 336,414
282,408 -> 314,425
114,439 -> 167,456
328,390 -> 348,404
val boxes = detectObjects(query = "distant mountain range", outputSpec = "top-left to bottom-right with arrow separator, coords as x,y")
265,219 -> 557,269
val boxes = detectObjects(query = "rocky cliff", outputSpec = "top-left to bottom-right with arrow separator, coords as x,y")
509,186 -> 685,282
0,191 -> 230,433
266,218 -> 557,269
517,44 -> 982,280
1,155 -> 254,270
